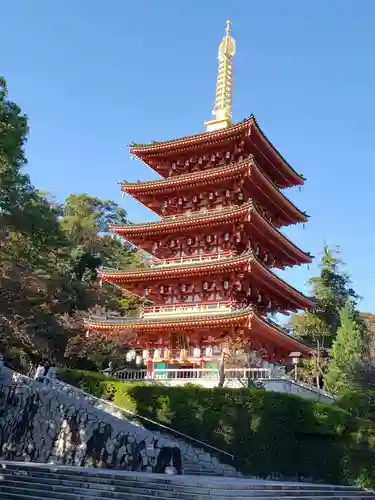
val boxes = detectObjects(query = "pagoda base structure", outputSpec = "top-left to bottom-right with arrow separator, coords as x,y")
86,305 -> 312,377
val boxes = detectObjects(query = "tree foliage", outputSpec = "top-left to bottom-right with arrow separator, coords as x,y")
0,77 -> 141,370
290,246 -> 359,350
324,303 -> 366,395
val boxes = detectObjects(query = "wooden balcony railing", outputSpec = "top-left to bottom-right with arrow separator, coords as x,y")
142,301 -> 234,317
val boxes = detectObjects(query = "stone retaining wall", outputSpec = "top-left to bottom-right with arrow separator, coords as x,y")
49,377 -> 239,476
0,367 -> 182,473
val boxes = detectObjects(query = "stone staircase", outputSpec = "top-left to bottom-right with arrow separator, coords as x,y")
0,462 -> 374,500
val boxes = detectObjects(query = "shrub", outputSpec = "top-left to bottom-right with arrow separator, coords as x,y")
57,368 -> 112,398
57,369 -> 375,488
339,391 -> 375,422
3,348 -> 30,373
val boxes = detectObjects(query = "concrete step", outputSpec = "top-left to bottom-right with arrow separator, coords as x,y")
0,463 -> 366,491
0,476 -> 372,500
0,462 -> 373,500
0,488 -> 160,500
0,477 -> 204,500
0,487 -> 373,500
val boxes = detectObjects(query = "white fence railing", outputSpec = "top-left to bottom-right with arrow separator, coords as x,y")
150,252 -> 235,268
115,367 -> 272,382
142,302 -> 233,317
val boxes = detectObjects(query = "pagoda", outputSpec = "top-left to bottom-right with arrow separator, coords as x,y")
85,21 -> 314,374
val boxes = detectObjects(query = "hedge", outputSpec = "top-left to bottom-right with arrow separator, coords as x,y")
58,369 -> 375,488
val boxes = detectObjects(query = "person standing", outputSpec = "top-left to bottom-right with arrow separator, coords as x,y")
34,362 -> 45,381
43,360 -> 51,377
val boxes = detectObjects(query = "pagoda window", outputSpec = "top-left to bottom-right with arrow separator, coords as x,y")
143,287 -> 149,297
160,285 -> 165,294
187,237 -> 193,246
170,239 -> 176,247
194,294 -> 200,302
208,192 -> 215,201
256,245 -> 260,256
238,192 -> 244,201
224,232 -> 230,242
203,281 -> 209,290
223,281 -> 229,290
206,235 -> 212,243
178,197 -> 183,205
216,292 -> 222,300
181,284 -> 187,292
198,157 -> 203,164
162,200 -> 168,208
192,195 -> 198,203
225,189 -> 230,198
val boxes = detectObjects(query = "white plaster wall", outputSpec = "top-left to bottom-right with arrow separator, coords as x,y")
262,379 -> 334,404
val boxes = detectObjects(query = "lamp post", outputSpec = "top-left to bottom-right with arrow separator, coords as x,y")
289,352 -> 301,381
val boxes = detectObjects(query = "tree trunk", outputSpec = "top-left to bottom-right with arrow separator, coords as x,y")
218,350 -> 225,388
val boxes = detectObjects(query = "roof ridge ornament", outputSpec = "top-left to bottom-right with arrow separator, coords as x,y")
205,21 -> 236,133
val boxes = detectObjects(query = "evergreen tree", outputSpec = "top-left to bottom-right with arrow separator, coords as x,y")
290,246 -> 359,350
324,303 -> 365,395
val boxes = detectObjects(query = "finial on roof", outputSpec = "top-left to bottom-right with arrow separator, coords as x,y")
226,19 -> 231,35
205,21 -> 236,132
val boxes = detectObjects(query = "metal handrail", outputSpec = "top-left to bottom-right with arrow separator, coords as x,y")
54,378 -> 235,460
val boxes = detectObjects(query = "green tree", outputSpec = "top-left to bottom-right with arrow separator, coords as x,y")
0,77 -> 65,266
0,77 -> 142,368
290,246 -> 359,350
324,303 -> 365,395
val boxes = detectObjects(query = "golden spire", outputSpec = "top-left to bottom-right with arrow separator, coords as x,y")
205,20 -> 236,132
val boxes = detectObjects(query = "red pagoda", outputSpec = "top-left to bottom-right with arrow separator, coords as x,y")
85,21 -> 313,375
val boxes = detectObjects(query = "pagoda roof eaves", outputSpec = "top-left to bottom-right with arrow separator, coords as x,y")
110,203 -> 312,265
119,157 -> 308,226
85,306 -> 253,329
84,308 -> 313,356
128,116 -> 254,154
128,115 -> 304,187
100,250 -> 315,309
120,156 -> 253,194
252,314 -> 313,356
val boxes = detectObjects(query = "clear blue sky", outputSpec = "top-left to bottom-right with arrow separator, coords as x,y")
2,1 -> 375,313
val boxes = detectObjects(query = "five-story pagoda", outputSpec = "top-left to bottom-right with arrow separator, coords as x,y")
85,21 -> 314,375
